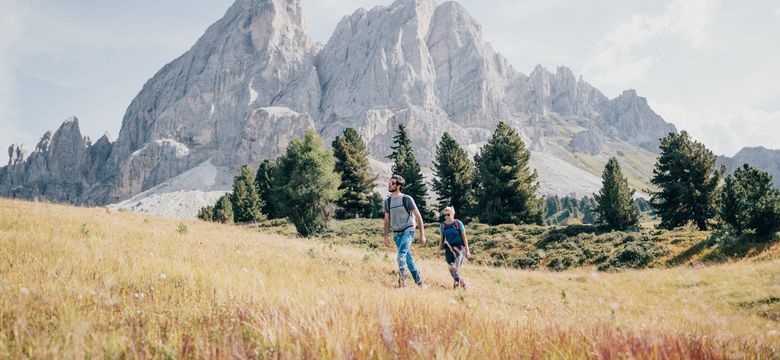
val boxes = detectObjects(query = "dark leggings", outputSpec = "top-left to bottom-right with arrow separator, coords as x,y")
444,245 -> 465,283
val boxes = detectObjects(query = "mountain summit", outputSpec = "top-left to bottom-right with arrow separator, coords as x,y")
2,0 -> 683,216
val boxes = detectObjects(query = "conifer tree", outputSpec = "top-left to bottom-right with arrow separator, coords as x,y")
432,132 -> 476,221
366,192 -> 385,219
651,131 -> 723,230
720,163 -> 780,236
387,124 -> 432,221
593,157 -> 639,230
197,205 -> 214,222
231,164 -> 265,224
474,122 -> 543,225
332,128 -> 377,219
271,130 -> 341,237
255,159 -> 278,218
214,194 -> 234,224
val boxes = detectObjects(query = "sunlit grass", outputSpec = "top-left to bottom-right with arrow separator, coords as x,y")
0,199 -> 777,358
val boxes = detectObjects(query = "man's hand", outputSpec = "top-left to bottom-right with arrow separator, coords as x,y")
383,235 -> 390,248
420,234 -> 427,245
464,248 -> 471,258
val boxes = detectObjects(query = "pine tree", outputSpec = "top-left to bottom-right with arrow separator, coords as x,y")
332,128 -> 377,219
387,124 -> 432,221
432,132 -> 476,221
197,205 -> 214,222
255,159 -> 278,218
593,157 -> 639,230
720,163 -> 780,236
271,130 -> 341,237
231,164 -> 265,224
651,131 -> 723,230
474,122 -> 543,225
365,191 -> 385,219
214,194 -> 234,224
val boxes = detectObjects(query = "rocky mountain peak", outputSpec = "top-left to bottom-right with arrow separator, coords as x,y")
7,144 -> 27,166
599,89 -> 676,152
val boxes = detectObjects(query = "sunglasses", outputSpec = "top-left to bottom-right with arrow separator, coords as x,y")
444,213 -> 453,217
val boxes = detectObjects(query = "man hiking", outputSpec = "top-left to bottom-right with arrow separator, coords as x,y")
383,175 -> 427,287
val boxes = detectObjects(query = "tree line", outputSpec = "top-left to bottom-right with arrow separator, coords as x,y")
199,124 -> 780,238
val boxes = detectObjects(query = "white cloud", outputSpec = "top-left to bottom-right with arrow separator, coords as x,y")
584,0 -> 716,92
651,101 -> 780,156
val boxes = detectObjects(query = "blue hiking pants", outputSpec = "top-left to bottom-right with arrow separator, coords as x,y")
394,230 -> 422,284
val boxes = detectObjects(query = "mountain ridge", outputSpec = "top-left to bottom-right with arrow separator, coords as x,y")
3,0 -> 773,218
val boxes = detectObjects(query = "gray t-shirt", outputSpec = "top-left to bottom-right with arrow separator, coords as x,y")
384,194 -> 417,233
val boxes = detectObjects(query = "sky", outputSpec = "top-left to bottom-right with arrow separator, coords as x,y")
1,0 -> 778,160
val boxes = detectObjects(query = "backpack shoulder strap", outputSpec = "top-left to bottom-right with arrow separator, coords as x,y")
384,196 -> 391,213
453,220 -> 460,230
402,195 -> 413,214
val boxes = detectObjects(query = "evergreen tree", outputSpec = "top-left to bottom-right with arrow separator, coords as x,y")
271,130 -> 341,237
214,194 -> 234,224
231,164 -> 265,224
255,159 -> 278,219
545,196 -> 561,217
720,163 -> 780,236
593,157 -> 639,230
387,124 -> 432,221
651,131 -> 723,230
197,205 -> 214,222
365,191 -> 385,219
332,128 -> 377,219
432,132 -> 476,221
474,122 -> 543,225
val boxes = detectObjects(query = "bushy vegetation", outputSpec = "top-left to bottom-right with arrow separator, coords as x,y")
198,123 -> 777,261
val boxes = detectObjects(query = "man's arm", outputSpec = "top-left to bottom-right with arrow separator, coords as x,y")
383,213 -> 391,247
412,208 -> 426,245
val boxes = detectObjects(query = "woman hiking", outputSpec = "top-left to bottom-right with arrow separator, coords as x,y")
439,206 -> 470,290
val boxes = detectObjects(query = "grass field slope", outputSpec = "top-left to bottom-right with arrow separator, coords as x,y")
1,199 -> 778,358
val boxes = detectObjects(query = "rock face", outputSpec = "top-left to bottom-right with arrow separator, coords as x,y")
0,117 -> 114,203
719,147 -> 780,189
103,0 -> 320,202
2,0 -> 686,213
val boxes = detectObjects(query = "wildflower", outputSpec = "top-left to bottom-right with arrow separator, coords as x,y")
159,273 -> 168,281
242,267 -> 249,273
20,287 -> 30,296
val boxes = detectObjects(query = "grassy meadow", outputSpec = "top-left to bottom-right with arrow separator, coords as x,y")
1,198 -> 779,358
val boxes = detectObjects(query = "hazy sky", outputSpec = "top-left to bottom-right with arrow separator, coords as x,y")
1,0 -> 778,159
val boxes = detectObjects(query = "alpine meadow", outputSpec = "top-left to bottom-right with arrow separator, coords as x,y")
2,0 -> 780,358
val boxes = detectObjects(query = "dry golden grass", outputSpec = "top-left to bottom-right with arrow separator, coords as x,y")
1,198 -> 778,359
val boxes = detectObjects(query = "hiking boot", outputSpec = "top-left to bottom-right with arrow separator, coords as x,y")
459,281 -> 468,291
453,281 -> 459,290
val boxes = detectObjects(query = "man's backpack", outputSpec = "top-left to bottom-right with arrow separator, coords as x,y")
385,195 -> 414,217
